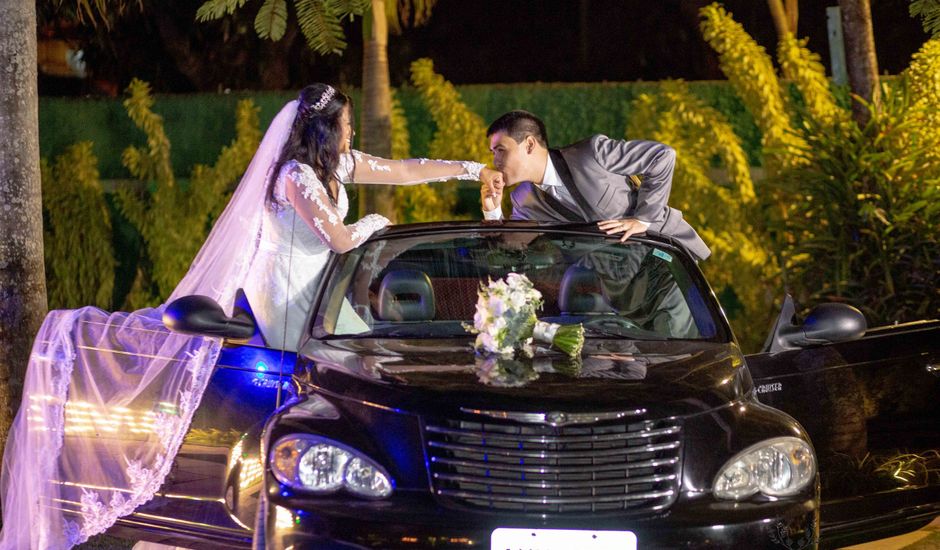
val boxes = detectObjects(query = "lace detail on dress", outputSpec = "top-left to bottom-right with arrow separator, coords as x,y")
342,150 -> 485,184
35,313 -> 80,546
349,214 -> 390,243
73,338 -> 222,544
367,158 -> 392,172
286,162 -> 340,225
412,159 -> 484,180
458,161 -> 485,180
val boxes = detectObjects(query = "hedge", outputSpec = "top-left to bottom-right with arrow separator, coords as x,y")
39,81 -> 763,181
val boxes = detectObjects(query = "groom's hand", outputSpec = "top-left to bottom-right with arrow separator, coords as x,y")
480,167 -> 504,213
598,218 -> 650,242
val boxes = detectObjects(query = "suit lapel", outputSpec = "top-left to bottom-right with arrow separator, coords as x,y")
549,149 -> 595,221
534,184 -> 582,222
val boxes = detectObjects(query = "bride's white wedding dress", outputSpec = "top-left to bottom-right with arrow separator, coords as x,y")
0,99 -> 483,549
250,152 -> 482,351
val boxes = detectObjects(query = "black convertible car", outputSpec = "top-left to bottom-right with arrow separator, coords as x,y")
105,222 -> 937,549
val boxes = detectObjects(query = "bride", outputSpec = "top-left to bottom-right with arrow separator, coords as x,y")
0,83 -> 499,549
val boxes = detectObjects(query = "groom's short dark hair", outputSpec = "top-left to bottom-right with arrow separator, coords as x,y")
487,110 -> 549,148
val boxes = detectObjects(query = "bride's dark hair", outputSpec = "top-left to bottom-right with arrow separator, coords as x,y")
267,83 -> 352,207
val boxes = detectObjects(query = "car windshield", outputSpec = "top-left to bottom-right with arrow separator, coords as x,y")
313,229 -> 725,341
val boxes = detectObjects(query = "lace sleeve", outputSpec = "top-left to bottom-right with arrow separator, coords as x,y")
342,150 -> 485,185
285,163 -> 390,253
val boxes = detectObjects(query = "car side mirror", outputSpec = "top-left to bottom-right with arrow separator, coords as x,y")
763,295 -> 867,353
163,293 -> 258,341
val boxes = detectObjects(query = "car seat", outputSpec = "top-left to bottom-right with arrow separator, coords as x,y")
376,270 -> 436,322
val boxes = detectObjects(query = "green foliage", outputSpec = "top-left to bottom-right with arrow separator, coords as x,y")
780,82 -> 940,323
39,84 -> 761,180
700,3 -> 807,174
699,3 -> 940,331
628,81 -> 774,349
389,89 -> 443,223
408,58 -> 491,220
777,33 -> 847,129
255,0 -> 289,41
116,79 -> 262,307
910,0 -> 940,38
386,0 -> 437,35
195,0 -> 250,20
40,142 -> 115,309
197,0 -> 369,55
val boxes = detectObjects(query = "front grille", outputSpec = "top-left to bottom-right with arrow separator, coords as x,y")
424,415 -> 682,514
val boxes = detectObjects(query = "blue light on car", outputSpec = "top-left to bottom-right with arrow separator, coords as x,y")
256,361 -> 267,379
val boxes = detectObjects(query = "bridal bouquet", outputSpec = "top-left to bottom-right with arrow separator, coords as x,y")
464,273 -> 584,357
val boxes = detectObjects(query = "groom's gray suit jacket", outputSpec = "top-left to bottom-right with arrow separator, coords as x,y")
509,135 -> 711,261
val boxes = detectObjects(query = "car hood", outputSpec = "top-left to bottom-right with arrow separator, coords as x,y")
296,338 -> 750,418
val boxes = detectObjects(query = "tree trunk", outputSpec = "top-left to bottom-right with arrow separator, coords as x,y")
358,0 -> 396,221
767,0 -> 798,40
0,0 -> 47,448
839,0 -> 880,126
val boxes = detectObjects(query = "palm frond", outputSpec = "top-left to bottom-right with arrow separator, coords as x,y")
328,0 -> 370,18
196,0 -> 249,22
387,0 -> 437,34
255,0 -> 288,40
295,0 -> 347,55
910,0 -> 940,38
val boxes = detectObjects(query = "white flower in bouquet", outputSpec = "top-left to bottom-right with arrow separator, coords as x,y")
464,273 -> 584,358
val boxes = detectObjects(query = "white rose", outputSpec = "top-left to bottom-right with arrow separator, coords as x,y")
509,290 -> 527,309
488,296 -> 507,317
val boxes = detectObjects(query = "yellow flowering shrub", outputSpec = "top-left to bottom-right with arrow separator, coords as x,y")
699,4 -> 940,329
408,58 -> 491,220
391,88 -> 453,223
628,82 -> 775,349
117,79 -> 261,307
777,33 -> 847,128
903,38 -> 940,172
41,142 -> 115,309
700,4 -> 806,174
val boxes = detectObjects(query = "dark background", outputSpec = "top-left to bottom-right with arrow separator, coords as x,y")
40,0 -> 930,96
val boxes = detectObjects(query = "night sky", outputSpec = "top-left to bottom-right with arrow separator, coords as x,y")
41,0 -> 931,95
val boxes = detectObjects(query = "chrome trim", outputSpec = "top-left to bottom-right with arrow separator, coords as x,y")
429,456 -> 678,474
427,439 -> 679,458
433,472 -> 677,489
425,424 -> 679,443
436,489 -> 675,505
459,407 -> 646,426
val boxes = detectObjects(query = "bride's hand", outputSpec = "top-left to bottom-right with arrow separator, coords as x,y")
480,167 -> 504,212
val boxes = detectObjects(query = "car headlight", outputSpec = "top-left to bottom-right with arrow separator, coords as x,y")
713,436 -> 815,500
270,435 -> 393,498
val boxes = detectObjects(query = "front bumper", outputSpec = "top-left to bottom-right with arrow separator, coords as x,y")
263,490 -> 819,550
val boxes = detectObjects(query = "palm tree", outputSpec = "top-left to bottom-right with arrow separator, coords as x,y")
197,0 -> 438,221
0,0 -> 47,450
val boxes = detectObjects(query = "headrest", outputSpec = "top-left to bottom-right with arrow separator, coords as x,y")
377,270 -> 436,322
559,264 -> 614,314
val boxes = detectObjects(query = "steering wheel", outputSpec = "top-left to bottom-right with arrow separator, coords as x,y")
588,315 -> 641,331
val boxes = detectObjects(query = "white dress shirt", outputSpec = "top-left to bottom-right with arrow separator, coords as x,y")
483,156 -> 649,229
483,156 -> 578,220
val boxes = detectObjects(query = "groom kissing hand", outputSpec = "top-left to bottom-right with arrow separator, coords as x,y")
479,110 -> 710,261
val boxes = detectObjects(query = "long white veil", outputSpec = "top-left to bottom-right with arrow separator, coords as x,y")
0,100 -> 300,549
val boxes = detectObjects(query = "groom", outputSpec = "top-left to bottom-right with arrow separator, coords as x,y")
480,110 -> 710,261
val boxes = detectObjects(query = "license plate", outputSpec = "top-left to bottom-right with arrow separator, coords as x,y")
491,528 -> 637,550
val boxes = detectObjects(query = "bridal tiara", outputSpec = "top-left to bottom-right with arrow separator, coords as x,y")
298,85 -> 336,120
312,85 -> 335,111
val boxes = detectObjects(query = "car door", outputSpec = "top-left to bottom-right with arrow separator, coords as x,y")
120,341 -> 297,544
745,319 -> 940,543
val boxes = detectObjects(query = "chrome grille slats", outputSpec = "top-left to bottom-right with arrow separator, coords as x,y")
425,415 -> 682,514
